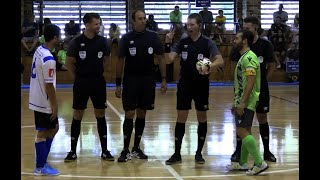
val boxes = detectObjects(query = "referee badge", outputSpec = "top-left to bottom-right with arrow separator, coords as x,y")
258,56 -> 264,63
129,47 -> 136,56
197,54 -> 204,60
79,51 -> 86,60
148,47 -> 153,54
98,51 -> 103,58
182,51 -> 188,60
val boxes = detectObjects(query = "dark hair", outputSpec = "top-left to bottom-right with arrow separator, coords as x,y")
174,6 -> 179,9
132,9 -> 145,21
238,29 -> 254,47
44,24 -> 61,42
218,9 -> 223,14
44,18 -> 51,25
188,13 -> 202,25
243,16 -> 260,27
83,13 -> 100,24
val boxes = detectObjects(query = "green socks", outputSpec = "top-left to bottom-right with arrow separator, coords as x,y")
242,135 -> 263,165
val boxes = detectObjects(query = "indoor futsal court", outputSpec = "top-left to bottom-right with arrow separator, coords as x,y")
21,84 -> 299,179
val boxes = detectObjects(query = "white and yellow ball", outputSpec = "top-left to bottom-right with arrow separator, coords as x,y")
196,57 -> 211,74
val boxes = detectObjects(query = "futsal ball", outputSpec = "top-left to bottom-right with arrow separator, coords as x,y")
196,57 -> 211,74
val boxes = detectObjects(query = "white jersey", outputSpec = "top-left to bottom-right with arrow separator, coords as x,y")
29,45 -> 56,114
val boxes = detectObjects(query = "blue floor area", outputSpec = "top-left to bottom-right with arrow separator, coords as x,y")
21,81 -> 299,89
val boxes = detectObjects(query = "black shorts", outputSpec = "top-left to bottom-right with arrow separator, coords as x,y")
34,111 -> 58,131
176,77 -> 209,111
122,76 -> 156,111
73,78 -> 106,110
256,80 -> 270,113
234,108 -> 255,128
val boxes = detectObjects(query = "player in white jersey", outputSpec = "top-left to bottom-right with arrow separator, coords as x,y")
28,24 -> 61,176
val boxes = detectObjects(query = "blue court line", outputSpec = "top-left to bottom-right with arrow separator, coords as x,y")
21,82 -> 299,89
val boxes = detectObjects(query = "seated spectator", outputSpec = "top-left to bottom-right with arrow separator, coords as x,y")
21,14 -> 39,55
273,4 -> 288,25
289,16 -> 299,49
268,16 -> 287,40
57,38 -> 70,71
64,20 -> 80,39
169,6 -> 182,28
215,10 -> 226,31
214,9 -> 226,41
108,23 -> 121,46
98,17 -> 105,37
146,14 -> 158,32
39,18 -> 52,44
271,29 -> 287,68
199,7 -> 213,36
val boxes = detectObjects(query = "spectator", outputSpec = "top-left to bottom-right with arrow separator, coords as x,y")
273,4 -> 288,25
64,20 -> 81,39
98,17 -> 105,37
108,23 -> 121,46
146,14 -> 159,31
199,7 -> 214,36
21,14 -> 39,55
170,6 -> 182,28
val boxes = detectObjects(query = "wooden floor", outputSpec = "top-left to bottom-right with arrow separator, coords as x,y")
21,85 -> 299,180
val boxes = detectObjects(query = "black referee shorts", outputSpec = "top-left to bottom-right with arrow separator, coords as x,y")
122,75 -> 156,111
176,77 -> 209,111
73,78 -> 106,110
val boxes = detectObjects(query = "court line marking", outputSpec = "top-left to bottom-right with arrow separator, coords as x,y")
160,161 -> 184,180
106,100 -> 183,180
21,168 -> 299,178
21,100 -> 299,178
106,100 -> 124,121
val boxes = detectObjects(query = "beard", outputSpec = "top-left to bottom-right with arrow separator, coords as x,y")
234,41 -> 244,52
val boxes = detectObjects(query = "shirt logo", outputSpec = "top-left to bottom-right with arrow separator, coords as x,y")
181,51 -> 188,60
148,47 -> 153,54
258,56 -> 264,63
184,45 -> 188,48
80,43 -> 85,47
79,51 -> 86,60
49,68 -> 54,77
197,54 -> 204,60
129,47 -> 136,56
130,40 -> 134,44
98,51 -> 103,58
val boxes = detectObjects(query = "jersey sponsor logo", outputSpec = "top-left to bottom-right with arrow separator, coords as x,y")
98,51 -> 103,58
80,43 -> 85,47
148,47 -> 153,54
79,51 -> 86,60
130,40 -> 134,44
129,47 -> 136,56
197,54 -> 204,60
48,68 -> 54,77
181,51 -> 188,60
245,68 -> 256,76
258,56 -> 264,63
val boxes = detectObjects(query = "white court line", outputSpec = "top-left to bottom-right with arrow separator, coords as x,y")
21,168 -> 299,179
106,100 -> 183,179
160,161 -> 184,180
106,100 -> 124,121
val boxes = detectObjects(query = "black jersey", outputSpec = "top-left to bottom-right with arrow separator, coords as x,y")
67,34 -> 110,79
118,30 -> 164,76
172,34 -> 220,79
